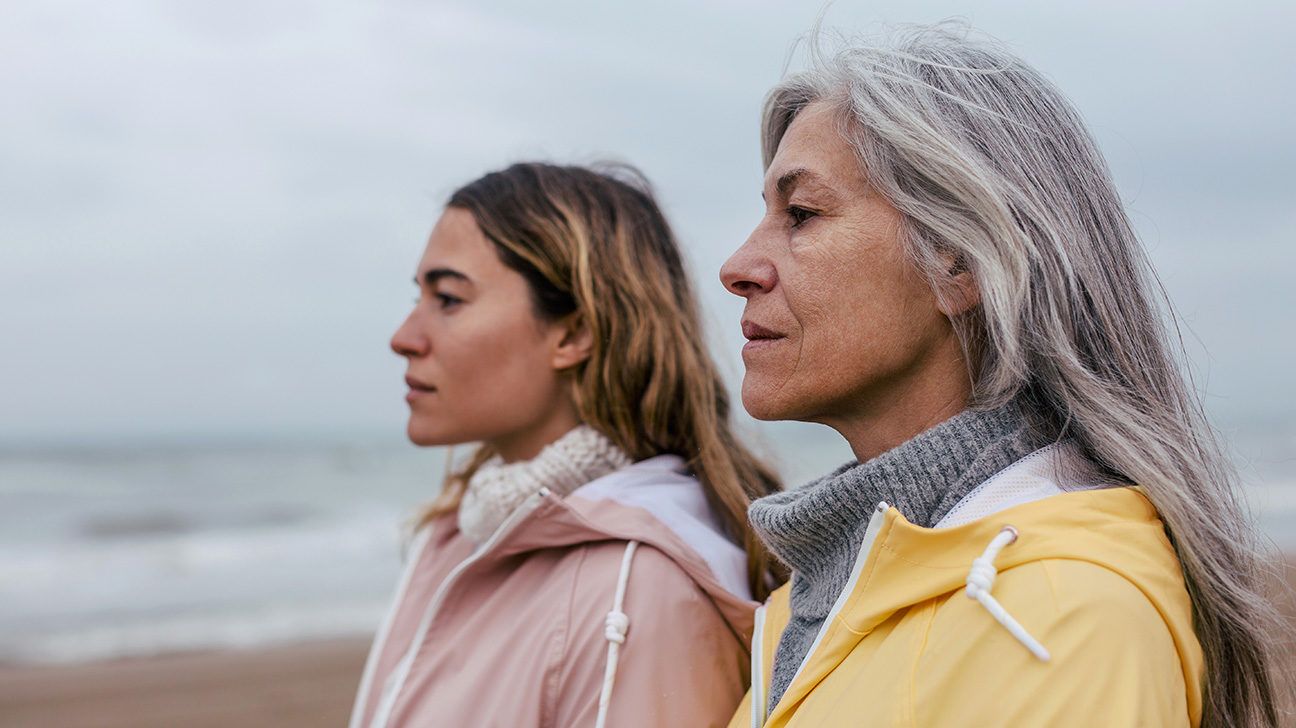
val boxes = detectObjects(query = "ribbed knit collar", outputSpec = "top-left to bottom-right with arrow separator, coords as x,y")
749,400 -> 1040,619
457,424 -> 632,544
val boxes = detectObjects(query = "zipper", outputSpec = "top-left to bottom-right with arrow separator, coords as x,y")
750,604 -> 767,728
367,488 -> 553,728
769,501 -> 890,721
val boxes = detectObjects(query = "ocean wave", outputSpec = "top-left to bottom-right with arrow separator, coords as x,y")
0,507 -> 411,665
1,599 -> 389,665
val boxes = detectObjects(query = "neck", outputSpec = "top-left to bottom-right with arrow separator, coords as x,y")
490,398 -> 583,463
823,351 -> 973,462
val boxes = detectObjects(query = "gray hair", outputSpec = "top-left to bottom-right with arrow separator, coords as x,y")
761,23 -> 1283,727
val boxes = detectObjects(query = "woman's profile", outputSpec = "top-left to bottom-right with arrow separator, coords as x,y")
351,162 -> 781,727
721,24 -> 1282,728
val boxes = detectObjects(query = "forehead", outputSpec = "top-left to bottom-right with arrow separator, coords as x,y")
765,101 -> 869,195
418,207 -> 501,276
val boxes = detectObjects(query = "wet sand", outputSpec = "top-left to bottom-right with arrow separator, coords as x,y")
2,562 -> 1293,727
0,637 -> 370,728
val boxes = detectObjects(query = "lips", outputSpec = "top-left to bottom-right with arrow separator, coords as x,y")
741,320 -> 784,341
740,320 -> 786,358
404,373 -> 435,391
405,375 -> 437,397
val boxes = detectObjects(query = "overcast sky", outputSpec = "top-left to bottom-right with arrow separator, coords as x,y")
2,0 -> 1292,446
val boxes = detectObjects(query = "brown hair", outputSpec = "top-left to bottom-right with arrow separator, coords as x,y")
419,161 -> 785,599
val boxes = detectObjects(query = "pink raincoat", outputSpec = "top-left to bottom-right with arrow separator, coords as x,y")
350,455 -> 757,728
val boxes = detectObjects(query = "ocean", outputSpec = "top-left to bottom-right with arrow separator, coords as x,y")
1,420 -> 1292,666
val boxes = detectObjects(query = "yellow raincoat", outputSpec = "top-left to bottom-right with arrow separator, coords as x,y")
729,484 -> 1203,727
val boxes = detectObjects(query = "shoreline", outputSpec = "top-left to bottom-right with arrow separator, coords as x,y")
2,562 -> 1293,727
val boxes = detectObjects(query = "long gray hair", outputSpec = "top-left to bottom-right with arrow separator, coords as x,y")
760,23 -> 1283,727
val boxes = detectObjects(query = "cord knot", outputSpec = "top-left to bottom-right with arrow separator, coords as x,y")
964,525 -> 1050,662
966,557 -> 997,596
604,610 -> 629,644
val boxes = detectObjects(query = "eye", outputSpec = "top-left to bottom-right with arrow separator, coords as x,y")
786,205 -> 817,228
435,293 -> 463,310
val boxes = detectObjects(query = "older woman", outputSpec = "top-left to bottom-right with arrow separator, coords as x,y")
721,26 -> 1280,728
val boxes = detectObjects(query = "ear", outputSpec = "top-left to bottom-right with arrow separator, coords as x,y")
934,254 -> 981,317
550,313 -> 594,371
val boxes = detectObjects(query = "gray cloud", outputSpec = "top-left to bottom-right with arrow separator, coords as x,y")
1,0 -> 1291,444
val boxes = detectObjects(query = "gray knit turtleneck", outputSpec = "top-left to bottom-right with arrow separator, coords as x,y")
750,401 -> 1041,711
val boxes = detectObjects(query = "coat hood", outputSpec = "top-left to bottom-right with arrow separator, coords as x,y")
461,454 -> 756,637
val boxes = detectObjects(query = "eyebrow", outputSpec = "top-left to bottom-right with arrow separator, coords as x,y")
777,168 -> 821,197
416,267 -> 471,287
762,168 -> 824,202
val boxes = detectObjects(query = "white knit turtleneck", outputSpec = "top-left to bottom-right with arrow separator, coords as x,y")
457,424 -> 633,544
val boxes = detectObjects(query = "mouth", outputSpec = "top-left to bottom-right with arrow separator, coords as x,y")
741,320 -> 784,342
405,375 -> 437,401
741,320 -> 785,354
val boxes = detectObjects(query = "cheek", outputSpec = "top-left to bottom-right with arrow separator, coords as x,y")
409,309 -> 559,443
742,235 -> 945,418
449,318 -> 556,409
816,262 -> 944,390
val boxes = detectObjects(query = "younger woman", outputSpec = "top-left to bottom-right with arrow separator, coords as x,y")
351,162 -> 781,728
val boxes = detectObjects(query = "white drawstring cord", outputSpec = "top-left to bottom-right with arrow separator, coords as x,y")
965,526 -> 1051,662
596,540 -> 640,728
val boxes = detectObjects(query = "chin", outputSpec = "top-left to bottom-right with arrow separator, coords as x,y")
406,420 -> 461,447
741,379 -> 793,421
743,373 -> 831,423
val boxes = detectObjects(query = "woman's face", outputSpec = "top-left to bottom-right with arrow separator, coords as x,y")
391,208 -> 580,458
720,101 -> 960,431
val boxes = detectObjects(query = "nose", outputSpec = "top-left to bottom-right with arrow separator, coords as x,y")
390,308 -> 427,358
719,226 -> 776,298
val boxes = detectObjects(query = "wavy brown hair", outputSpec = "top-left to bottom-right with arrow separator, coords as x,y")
418,161 -> 784,599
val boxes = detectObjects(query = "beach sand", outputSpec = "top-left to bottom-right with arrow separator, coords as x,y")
0,637 -> 370,728
2,565 -> 1294,727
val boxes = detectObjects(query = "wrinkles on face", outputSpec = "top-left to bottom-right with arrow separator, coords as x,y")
725,101 -> 958,435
